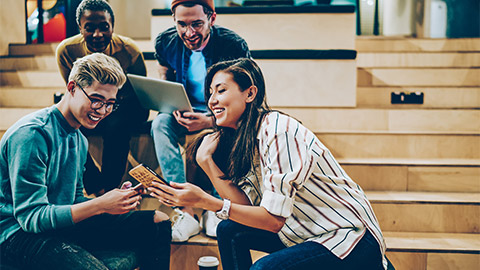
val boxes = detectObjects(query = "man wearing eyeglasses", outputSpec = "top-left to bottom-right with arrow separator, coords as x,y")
0,53 -> 171,270
152,0 -> 250,242
56,0 -> 148,196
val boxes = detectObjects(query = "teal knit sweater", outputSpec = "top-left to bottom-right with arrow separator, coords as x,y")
0,106 -> 89,244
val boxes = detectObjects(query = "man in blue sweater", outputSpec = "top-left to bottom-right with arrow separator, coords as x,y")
0,53 -> 171,270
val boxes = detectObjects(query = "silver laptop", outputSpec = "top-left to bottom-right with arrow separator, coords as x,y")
127,74 -> 193,113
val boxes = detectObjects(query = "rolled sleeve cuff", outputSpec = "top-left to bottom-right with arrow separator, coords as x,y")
54,205 -> 74,228
260,190 -> 294,218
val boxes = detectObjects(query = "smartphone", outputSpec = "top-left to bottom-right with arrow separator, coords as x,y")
132,183 -> 144,191
128,164 -> 169,188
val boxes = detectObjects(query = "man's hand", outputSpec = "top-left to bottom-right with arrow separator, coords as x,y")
157,63 -> 169,80
173,111 -> 213,132
95,189 -> 142,215
71,188 -> 142,223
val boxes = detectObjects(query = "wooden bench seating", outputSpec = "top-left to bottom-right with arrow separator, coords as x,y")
140,197 -> 480,270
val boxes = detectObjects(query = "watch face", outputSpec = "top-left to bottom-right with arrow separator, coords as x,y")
216,199 -> 231,220
216,210 -> 229,220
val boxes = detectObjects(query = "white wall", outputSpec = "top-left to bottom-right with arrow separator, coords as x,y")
0,0 -> 26,56
110,0 -> 165,40
382,0 -> 416,36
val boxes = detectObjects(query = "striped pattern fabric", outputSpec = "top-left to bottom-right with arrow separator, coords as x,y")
245,112 -> 387,268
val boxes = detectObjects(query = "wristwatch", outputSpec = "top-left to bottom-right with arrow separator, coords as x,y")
215,199 -> 231,220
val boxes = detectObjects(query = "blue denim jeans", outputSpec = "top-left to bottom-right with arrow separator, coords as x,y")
151,113 -> 189,184
217,220 -> 385,270
0,211 -> 171,270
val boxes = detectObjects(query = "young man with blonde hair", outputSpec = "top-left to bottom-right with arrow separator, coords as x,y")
0,53 -> 171,270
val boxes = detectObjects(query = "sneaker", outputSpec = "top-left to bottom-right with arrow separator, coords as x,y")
201,210 -> 222,238
171,208 -> 201,242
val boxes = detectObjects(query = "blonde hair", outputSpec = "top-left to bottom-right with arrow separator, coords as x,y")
68,53 -> 126,89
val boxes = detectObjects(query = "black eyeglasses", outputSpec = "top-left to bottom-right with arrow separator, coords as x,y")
76,82 -> 119,112
176,21 -> 206,32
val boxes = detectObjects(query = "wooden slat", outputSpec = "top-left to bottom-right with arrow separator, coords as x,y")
338,158 -> 480,167
318,133 -> 479,160
0,108 -> 38,130
427,253 -> 480,270
355,38 -> 480,52
280,108 -> 480,134
344,164 -> 409,191
358,68 -> 480,87
357,87 -> 480,109
386,251 -> 427,270
346,165 -> 480,193
357,52 -> 480,68
0,55 -> 58,71
383,231 -> 480,252
366,191 -> 480,204
8,43 -> 59,56
0,87 -> 62,107
0,70 -> 64,87
372,202 -> 479,233
407,166 -> 480,193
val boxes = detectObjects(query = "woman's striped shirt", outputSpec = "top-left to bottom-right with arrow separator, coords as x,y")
240,112 -> 387,269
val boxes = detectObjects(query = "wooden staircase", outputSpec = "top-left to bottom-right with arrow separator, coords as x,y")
1,37 -> 479,270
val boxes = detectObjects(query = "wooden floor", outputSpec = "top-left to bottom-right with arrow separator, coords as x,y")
1,37 -> 479,270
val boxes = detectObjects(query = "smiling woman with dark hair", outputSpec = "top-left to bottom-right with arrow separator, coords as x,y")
149,58 -> 389,270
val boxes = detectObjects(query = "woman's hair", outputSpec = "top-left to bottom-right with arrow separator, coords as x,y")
68,53 -> 126,89
188,58 -> 271,182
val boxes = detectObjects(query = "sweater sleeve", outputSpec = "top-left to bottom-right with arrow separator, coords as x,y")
124,38 -> 147,76
55,40 -> 75,84
258,113 -> 317,218
74,135 -> 90,204
7,127 -> 74,233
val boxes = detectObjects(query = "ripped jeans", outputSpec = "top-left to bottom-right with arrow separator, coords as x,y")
0,211 -> 171,270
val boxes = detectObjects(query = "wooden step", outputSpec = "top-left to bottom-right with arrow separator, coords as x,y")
367,191 -> 480,233
0,70 -> 65,87
385,232 -> 480,270
0,55 -> 58,71
358,68 -> 480,87
0,87 -> 63,107
356,37 -> 480,52
344,164 -> 480,193
357,87 -> 480,109
318,133 -> 479,160
168,232 -> 480,270
140,197 -> 480,270
280,108 -> 480,134
357,52 -> 480,68
0,108 -> 38,130
8,43 -> 59,56
3,107 -> 478,135
384,231 -> 480,253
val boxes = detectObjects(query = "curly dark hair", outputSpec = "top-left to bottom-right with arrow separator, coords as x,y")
76,0 -> 115,26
